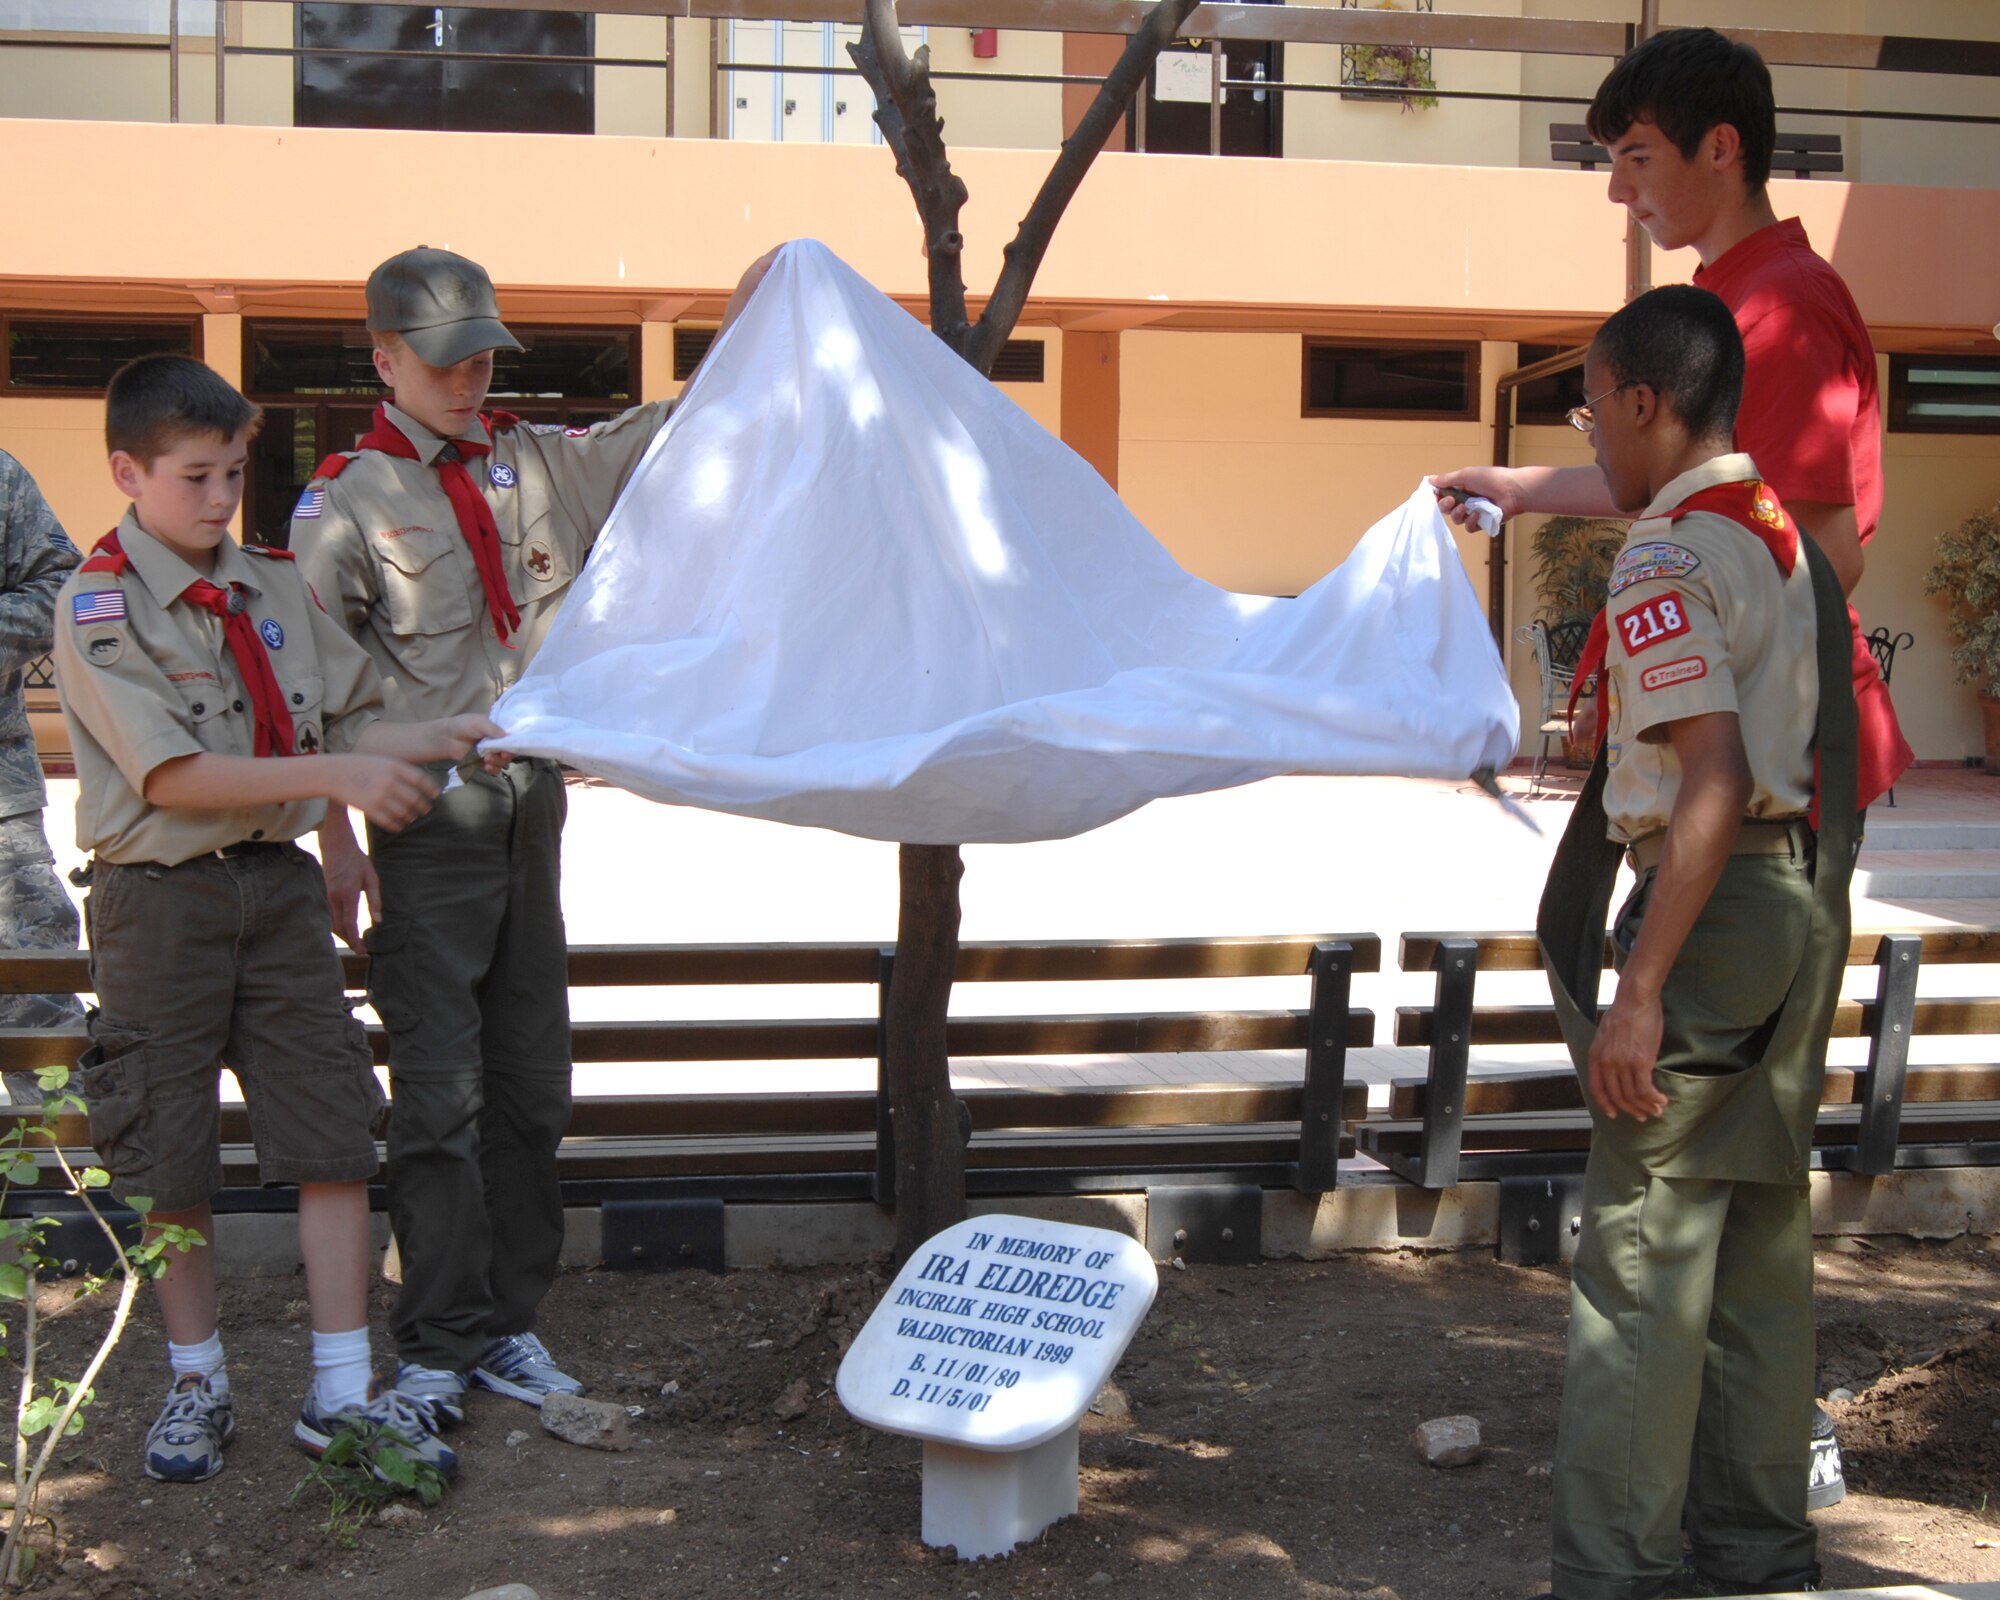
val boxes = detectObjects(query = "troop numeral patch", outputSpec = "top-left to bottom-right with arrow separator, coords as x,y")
1616,595 -> 1690,655
1640,656 -> 1708,692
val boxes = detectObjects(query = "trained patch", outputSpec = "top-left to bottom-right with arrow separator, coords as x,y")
260,618 -> 285,650
72,590 -> 126,626
489,462 -> 518,489
82,627 -> 124,667
1607,540 -> 1700,597
1640,656 -> 1708,692
564,426 -> 591,438
1616,595 -> 1691,656
293,488 -> 326,520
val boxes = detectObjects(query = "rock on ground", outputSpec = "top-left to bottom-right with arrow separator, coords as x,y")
1413,1414 -> 1484,1468
463,1586 -> 542,1600
773,1377 -> 814,1420
540,1392 -> 634,1451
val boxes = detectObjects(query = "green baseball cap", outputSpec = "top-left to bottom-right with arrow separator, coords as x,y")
365,246 -> 523,369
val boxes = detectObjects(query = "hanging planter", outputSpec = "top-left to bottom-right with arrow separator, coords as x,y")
1339,0 -> 1438,111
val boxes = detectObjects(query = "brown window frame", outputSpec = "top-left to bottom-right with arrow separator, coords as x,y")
1301,336 -> 1481,422
1888,353 -> 2000,436
2,312 -> 203,397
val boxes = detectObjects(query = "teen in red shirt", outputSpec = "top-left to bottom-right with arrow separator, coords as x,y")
1432,27 -> 1911,809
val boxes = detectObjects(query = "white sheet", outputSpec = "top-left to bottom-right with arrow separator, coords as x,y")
489,240 -> 1518,844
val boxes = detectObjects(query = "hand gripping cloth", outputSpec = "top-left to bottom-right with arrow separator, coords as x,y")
489,240 -> 1518,844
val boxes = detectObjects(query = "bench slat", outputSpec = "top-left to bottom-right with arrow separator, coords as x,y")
1386,1064 -> 2000,1120
0,934 -> 1382,996
1400,927 -> 2000,973
1393,995 -> 2000,1048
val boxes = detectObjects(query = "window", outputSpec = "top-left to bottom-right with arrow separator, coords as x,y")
0,1 -> 214,34
1512,343 -> 1587,426
241,321 -> 638,546
1889,354 -> 2000,435
3,315 -> 199,394
1302,338 -> 1478,420
722,20 -> 919,144
675,327 -> 1043,383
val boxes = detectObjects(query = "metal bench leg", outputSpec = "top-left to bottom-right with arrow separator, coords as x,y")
1853,933 -> 1920,1176
1414,939 -> 1478,1191
1296,941 -> 1354,1194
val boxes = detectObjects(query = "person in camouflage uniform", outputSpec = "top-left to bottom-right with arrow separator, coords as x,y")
0,449 -> 83,1104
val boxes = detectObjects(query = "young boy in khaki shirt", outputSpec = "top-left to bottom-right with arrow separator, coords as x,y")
292,245 -> 768,1423
55,355 -> 503,1484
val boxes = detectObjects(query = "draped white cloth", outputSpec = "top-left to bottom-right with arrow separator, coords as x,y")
489,240 -> 1518,844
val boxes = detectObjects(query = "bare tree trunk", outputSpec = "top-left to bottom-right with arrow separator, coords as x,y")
885,844 -> 967,1260
853,0 -> 1200,1262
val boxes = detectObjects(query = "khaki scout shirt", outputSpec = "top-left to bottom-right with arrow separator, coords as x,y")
289,400 -> 673,724
54,511 -> 384,866
1601,452 -> 1818,845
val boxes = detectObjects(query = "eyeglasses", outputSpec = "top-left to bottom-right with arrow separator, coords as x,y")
1566,382 -> 1632,434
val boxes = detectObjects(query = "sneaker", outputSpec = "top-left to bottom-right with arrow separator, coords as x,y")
471,1332 -> 583,1406
393,1363 -> 470,1432
144,1374 -> 234,1483
294,1385 -> 459,1483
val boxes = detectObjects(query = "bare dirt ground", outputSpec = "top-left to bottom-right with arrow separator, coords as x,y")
9,1235 -> 2000,1600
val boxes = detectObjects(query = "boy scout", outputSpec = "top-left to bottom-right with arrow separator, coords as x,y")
56,355 -> 502,1484
1534,287 -> 1856,1600
291,245 -> 762,1424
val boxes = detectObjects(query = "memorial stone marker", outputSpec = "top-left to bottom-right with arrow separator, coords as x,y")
837,1215 -> 1158,1558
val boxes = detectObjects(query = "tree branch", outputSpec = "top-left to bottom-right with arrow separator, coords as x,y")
965,0 -> 1200,375
847,0 -> 972,351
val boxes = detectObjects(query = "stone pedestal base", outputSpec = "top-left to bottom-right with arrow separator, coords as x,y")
920,1425 -> 1081,1559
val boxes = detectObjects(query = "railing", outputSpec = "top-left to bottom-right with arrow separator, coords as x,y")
5,0 -> 1998,154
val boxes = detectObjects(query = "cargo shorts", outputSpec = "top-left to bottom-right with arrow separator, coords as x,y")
81,842 -> 384,1212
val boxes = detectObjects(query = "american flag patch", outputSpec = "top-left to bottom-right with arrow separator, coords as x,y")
71,590 -> 126,625
293,489 -> 326,520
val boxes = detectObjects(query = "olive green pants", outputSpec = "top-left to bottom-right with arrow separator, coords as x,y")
366,758 -> 572,1372
1550,854 -> 1819,1600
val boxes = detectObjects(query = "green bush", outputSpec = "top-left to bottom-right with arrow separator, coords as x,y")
1923,498 -> 2000,697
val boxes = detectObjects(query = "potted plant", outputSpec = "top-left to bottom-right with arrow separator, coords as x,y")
1922,496 -> 2000,772
1529,515 -> 1625,766
1340,0 -> 1438,111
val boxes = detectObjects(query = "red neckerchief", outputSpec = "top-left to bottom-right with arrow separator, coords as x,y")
86,530 -> 297,758
355,404 -> 521,645
1570,478 -> 1823,825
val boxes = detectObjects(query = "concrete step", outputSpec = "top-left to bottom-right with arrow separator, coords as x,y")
1866,817 -> 2000,851
1855,846 -> 2000,900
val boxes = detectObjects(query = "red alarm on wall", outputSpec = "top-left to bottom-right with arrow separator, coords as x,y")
971,27 -> 998,57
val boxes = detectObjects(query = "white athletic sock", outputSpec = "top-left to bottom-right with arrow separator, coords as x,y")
167,1332 -> 228,1400
311,1327 -> 373,1414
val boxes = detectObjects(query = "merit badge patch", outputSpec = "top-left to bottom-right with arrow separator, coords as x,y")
1641,656 -> 1708,692
293,488 -> 325,521
83,628 -> 124,668
489,462 -> 518,489
72,590 -> 126,626
1616,594 -> 1692,656
260,618 -> 285,650
1607,540 -> 1700,597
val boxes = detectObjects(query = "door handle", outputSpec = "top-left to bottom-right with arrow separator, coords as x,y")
432,7 -> 444,47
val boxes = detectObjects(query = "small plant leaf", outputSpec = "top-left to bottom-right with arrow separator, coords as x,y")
0,1263 -> 26,1301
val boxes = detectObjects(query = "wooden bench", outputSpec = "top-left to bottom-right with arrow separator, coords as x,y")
0,934 -> 1378,1210
1551,122 -> 1844,179
1361,928 -> 2000,1191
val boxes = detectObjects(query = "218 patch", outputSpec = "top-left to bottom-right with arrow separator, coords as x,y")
1616,594 -> 1690,655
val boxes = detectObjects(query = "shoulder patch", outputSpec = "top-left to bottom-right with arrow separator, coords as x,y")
293,487 -> 326,521
242,543 -> 297,561
1607,540 -> 1701,597
81,627 -> 125,668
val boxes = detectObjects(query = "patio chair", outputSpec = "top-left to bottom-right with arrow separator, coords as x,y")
1516,617 -> 1589,792
1866,626 -> 1914,808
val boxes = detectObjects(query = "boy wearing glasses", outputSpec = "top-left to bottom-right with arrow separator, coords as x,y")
1534,285 -> 1854,1600
1433,25 -> 1908,814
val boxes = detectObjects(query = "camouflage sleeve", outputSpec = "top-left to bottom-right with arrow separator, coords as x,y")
0,452 -> 81,679
290,478 -> 378,640
516,399 -> 676,549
